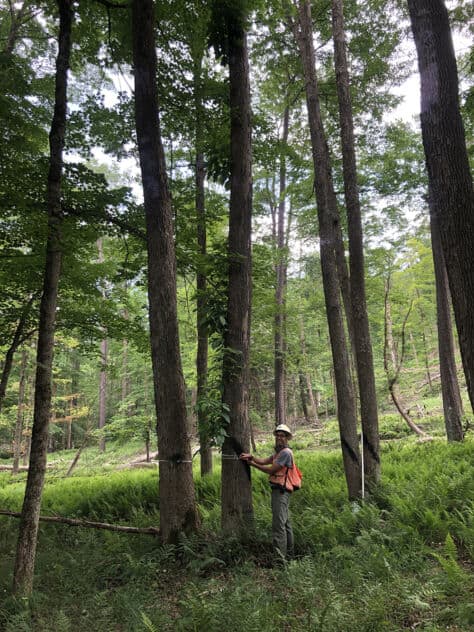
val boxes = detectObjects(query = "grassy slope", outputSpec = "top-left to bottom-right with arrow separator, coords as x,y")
0,420 -> 473,631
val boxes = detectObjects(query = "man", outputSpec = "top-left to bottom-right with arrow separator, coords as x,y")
240,424 -> 295,560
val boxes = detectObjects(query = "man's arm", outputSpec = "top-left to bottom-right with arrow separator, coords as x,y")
249,461 -> 284,475
239,453 -> 272,466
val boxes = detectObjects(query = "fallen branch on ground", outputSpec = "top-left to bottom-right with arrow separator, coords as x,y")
0,510 -> 160,536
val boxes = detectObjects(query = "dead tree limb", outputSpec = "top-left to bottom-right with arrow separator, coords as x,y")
0,510 -> 160,536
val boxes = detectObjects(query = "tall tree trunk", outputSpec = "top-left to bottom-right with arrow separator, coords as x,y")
69,351 -> 79,450
331,0 -> 380,487
292,0 -> 361,499
132,0 -> 199,543
98,337 -> 107,452
221,10 -> 254,532
13,0 -> 72,596
97,239 -> 107,452
22,350 -> 35,467
0,295 -> 35,414
12,348 -> 28,475
430,204 -> 464,441
407,0 -> 474,413
194,54 -> 212,476
299,315 -> 319,424
274,106 -> 290,427
298,366 -> 310,423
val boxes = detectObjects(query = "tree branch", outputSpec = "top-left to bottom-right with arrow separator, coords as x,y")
0,509 -> 160,536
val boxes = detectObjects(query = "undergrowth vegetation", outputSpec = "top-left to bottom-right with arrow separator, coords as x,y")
0,426 -> 473,631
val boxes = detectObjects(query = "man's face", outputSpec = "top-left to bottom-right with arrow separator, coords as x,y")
275,432 -> 289,450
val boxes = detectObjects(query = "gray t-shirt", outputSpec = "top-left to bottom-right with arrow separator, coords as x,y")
272,447 -> 293,468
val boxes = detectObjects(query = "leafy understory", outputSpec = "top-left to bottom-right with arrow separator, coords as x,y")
0,426 -> 473,631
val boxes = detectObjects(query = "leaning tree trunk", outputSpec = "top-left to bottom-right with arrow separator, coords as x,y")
383,277 -> 427,438
331,0 -> 380,487
430,200 -> 464,441
0,295 -> 35,415
293,0 -> 361,500
13,0 -> 72,596
407,0 -> 474,413
221,12 -> 254,532
132,0 -> 199,543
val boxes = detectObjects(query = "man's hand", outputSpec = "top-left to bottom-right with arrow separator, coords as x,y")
239,453 -> 253,462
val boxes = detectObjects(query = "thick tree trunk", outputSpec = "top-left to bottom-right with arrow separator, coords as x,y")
430,206 -> 464,441
13,0 -> 72,596
221,14 -> 254,532
12,348 -> 28,474
274,106 -> 290,427
132,0 -> 199,543
331,0 -> 380,486
407,0 -> 474,412
293,0 -> 361,499
0,295 -> 35,414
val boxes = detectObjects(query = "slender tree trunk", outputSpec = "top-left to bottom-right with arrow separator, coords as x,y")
299,315 -> 319,424
3,0 -> 32,55
409,331 -> 420,364
331,0 -> 380,487
274,106 -> 289,427
430,205 -> 464,441
292,0 -> 361,499
22,357 -> 35,467
132,0 -> 199,542
221,11 -> 254,532
415,288 -> 433,391
407,0 -> 474,413
69,351 -> 79,450
194,54 -> 212,475
298,367 -> 310,423
98,337 -> 107,452
13,0 -> 72,596
0,295 -> 35,414
97,239 -> 107,452
12,348 -> 28,474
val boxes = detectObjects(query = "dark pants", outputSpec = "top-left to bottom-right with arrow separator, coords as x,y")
271,487 -> 294,560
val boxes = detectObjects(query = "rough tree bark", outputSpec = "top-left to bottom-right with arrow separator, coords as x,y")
132,0 -> 199,542
407,0 -> 474,413
331,0 -> 380,486
292,0 -> 361,499
221,8 -> 254,532
13,0 -> 72,596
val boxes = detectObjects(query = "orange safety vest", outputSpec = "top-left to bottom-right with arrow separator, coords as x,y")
269,448 -> 302,492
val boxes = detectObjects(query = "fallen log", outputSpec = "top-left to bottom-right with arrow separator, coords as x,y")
0,509 -> 160,536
